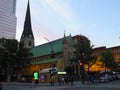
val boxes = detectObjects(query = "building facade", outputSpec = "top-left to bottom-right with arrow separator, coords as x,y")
19,1 -> 120,79
21,34 -> 73,76
0,0 -> 17,39
91,46 -> 120,72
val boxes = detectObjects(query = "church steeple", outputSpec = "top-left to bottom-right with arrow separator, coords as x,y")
63,30 -> 67,44
20,0 -> 34,48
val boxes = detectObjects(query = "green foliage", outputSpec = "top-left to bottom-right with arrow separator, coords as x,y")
0,38 -> 33,76
0,38 -> 18,71
64,66 -> 74,75
72,35 -> 94,64
100,49 -> 117,69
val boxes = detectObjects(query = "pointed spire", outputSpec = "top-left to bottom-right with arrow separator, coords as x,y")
21,0 -> 34,38
20,0 -> 35,48
63,30 -> 67,43
69,33 -> 71,37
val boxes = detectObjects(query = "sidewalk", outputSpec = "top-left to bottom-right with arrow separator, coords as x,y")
3,81 -> 87,86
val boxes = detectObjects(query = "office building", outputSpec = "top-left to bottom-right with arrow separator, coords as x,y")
0,0 -> 17,39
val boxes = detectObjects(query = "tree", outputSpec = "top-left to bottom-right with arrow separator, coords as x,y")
15,41 -> 33,71
100,49 -> 117,71
72,35 -> 94,84
64,66 -> 74,75
0,38 -> 32,81
0,38 -> 18,81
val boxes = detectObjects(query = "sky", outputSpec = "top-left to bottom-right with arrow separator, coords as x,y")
16,0 -> 120,48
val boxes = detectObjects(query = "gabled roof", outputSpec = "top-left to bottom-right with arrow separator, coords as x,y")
30,36 -> 71,58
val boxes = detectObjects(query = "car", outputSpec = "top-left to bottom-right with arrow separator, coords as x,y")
99,74 -> 113,82
117,74 -> 120,79
0,82 -> 2,90
100,76 -> 106,82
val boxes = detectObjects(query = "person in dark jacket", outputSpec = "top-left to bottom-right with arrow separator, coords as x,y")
0,82 -> 2,90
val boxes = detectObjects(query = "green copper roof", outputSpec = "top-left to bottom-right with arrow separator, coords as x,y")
30,36 -> 71,58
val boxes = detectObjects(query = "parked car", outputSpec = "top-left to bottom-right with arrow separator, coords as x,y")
99,74 -> 113,82
100,76 -> 106,82
105,74 -> 113,81
111,73 -> 118,80
117,74 -> 120,79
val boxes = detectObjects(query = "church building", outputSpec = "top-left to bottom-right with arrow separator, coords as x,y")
20,1 -> 120,80
20,1 -> 75,76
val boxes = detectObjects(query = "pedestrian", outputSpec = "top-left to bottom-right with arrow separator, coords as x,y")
58,76 -> 61,86
50,76 -> 54,86
70,76 -> 73,86
0,81 -> 2,90
65,76 -> 68,85
62,77 -> 65,85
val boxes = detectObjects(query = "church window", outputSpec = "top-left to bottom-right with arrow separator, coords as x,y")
29,35 -> 32,37
74,39 -> 77,43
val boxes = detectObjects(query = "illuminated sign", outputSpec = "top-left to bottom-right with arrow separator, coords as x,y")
57,72 -> 67,74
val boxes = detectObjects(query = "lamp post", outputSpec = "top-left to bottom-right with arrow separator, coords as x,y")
44,37 -> 55,68
44,37 -> 54,55
44,37 -> 55,86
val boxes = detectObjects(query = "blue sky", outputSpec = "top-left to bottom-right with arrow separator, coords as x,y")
16,0 -> 120,48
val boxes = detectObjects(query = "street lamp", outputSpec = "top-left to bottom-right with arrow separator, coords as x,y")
44,37 -> 54,55
44,37 -> 55,67
44,37 -> 56,86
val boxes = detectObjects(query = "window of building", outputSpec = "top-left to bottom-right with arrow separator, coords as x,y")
74,39 -> 77,44
116,56 -> 120,60
29,35 -> 32,37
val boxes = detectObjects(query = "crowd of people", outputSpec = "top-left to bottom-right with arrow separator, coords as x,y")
49,75 -> 74,86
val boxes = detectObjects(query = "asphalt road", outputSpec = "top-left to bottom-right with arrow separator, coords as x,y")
2,80 -> 120,90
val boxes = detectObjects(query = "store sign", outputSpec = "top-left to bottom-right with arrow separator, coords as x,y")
57,72 -> 67,74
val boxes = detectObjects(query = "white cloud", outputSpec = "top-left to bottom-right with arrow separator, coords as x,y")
43,0 -> 73,21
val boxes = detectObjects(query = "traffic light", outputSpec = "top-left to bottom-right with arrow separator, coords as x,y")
80,62 -> 83,71
33,71 -> 39,80
80,62 -> 83,66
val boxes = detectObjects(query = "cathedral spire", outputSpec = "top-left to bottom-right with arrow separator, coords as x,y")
63,30 -> 67,44
21,0 -> 34,38
20,0 -> 34,48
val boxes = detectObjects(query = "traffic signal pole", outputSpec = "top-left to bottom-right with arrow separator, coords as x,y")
80,61 -> 85,84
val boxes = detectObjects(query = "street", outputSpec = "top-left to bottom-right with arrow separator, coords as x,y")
2,80 -> 120,90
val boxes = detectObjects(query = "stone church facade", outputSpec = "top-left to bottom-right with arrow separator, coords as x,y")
20,1 -> 77,76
